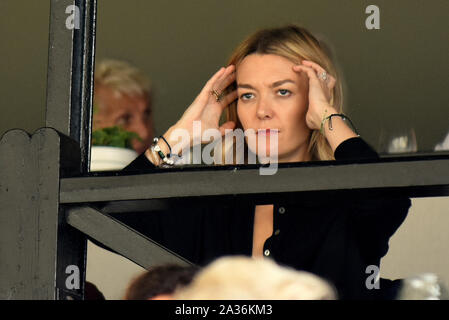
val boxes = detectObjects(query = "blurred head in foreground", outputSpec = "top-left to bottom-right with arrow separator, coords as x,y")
93,59 -> 154,154
124,264 -> 199,300
173,256 -> 337,300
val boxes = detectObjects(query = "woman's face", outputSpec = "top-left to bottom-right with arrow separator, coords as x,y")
236,53 -> 312,162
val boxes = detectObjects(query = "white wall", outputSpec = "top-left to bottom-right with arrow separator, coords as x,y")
381,196 -> 449,290
86,241 -> 146,300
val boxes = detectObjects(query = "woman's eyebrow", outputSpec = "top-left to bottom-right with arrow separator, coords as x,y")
237,79 -> 296,89
237,83 -> 255,90
271,79 -> 296,88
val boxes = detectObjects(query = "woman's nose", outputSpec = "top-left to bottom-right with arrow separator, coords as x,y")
256,98 -> 273,120
130,119 -> 153,152
133,121 -> 150,140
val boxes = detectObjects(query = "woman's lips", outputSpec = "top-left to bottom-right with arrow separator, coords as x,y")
257,129 -> 280,135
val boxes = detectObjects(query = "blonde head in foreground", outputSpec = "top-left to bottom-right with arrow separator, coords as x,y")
173,256 -> 337,300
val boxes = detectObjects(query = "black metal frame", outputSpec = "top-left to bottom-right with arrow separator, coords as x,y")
46,0 -> 96,173
0,0 -> 448,300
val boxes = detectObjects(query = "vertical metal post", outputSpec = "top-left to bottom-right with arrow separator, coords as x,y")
70,0 -> 96,173
46,0 -> 96,173
44,0 -> 97,299
46,0 -> 75,138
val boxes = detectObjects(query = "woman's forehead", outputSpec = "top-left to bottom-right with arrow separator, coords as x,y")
236,54 -> 304,86
238,53 -> 295,68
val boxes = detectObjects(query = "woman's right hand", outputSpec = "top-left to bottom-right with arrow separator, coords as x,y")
170,65 -> 238,144
146,65 -> 238,165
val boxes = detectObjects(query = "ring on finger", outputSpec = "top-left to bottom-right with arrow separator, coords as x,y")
318,71 -> 328,82
211,89 -> 225,102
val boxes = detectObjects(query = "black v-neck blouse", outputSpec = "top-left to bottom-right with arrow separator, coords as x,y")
111,137 -> 411,299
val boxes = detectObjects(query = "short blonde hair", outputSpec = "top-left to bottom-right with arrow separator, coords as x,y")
223,24 -> 344,162
173,256 -> 337,300
94,59 -> 152,97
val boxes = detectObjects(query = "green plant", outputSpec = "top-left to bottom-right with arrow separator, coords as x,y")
92,126 -> 142,150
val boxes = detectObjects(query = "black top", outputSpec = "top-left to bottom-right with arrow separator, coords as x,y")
112,137 -> 411,299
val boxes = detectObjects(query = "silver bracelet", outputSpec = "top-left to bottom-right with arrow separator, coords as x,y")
151,137 -> 175,166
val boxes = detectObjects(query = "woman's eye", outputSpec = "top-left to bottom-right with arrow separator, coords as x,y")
240,93 -> 254,100
116,114 -> 131,126
278,89 -> 291,96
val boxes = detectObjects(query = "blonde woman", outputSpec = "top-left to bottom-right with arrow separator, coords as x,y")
119,25 -> 411,299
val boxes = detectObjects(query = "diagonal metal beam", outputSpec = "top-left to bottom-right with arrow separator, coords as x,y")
66,206 -> 193,268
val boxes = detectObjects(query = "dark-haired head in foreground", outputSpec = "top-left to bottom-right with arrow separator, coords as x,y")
124,264 -> 200,300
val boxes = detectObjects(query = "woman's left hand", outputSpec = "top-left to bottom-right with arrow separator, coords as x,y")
293,60 -> 337,131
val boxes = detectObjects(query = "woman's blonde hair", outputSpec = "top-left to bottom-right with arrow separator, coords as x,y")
223,24 -> 343,162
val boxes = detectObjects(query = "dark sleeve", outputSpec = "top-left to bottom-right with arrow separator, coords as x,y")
122,152 -> 156,171
334,137 -> 411,260
348,194 -> 411,261
334,136 -> 379,161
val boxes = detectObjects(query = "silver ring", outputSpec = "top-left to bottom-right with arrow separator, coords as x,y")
319,71 -> 328,82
